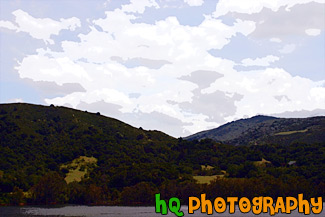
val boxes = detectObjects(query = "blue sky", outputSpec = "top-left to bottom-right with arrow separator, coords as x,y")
0,0 -> 324,137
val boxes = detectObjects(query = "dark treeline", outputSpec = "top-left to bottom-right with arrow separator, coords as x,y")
0,103 -> 324,205
5,171 -> 324,206
1,139 -> 324,206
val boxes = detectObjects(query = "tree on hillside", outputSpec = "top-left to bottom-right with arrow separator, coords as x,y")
31,171 -> 67,204
120,182 -> 158,205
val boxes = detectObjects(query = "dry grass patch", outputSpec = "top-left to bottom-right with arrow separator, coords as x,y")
193,175 -> 224,184
254,158 -> 271,167
201,165 -> 214,171
275,129 -> 308,135
61,156 -> 97,183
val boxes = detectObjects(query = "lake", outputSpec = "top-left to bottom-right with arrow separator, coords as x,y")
0,205 -> 323,217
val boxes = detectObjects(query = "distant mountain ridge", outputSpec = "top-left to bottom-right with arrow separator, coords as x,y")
186,115 -> 325,146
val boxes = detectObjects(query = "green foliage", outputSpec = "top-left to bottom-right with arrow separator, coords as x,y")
0,103 -> 324,205
31,172 -> 67,204
10,186 -> 25,205
120,182 -> 158,205
67,181 -> 86,204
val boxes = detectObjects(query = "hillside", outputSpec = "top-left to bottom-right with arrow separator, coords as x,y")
0,103 -> 181,202
0,103 -> 178,176
186,115 -> 325,146
0,103 -> 324,206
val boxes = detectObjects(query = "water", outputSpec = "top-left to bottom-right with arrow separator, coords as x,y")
0,205 -> 323,217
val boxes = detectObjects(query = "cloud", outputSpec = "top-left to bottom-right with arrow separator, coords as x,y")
7,1 -> 325,137
214,0 -> 324,17
270,37 -> 282,43
221,2 -> 325,39
241,55 -> 280,67
0,10 -> 80,44
17,53 -> 92,85
202,67 -> 325,122
45,89 -> 133,109
179,70 -> 223,89
184,0 -> 204,7
271,108 -> 325,118
279,44 -> 296,54
111,56 -> 171,69
91,12 -> 255,61
0,20 -> 18,31
121,0 -> 159,14
274,95 -> 291,102
6,98 -> 24,103
129,93 -> 141,99
178,89 -> 243,123
76,100 -> 192,137
124,111 -> 192,136
23,79 -> 86,96
14,7 -> 256,136
305,28 -> 321,36
77,100 -> 123,118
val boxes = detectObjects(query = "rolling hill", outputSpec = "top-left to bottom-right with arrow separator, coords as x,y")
186,115 -> 325,146
0,103 -> 180,194
0,103 -> 324,206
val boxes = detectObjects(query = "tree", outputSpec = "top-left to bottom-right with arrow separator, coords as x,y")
85,184 -> 103,205
10,186 -> 25,205
68,181 -> 86,204
120,182 -> 158,205
31,172 -> 67,204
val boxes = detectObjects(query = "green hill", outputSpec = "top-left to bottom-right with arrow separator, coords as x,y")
0,103 -> 182,204
0,103 -> 324,205
0,102 -> 178,177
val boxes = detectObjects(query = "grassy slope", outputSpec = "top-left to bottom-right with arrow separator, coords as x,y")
61,156 -> 97,183
274,129 -> 308,135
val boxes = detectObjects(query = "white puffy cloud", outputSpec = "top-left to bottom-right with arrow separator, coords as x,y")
305,28 -> 321,36
14,6 -> 257,136
184,0 -> 204,7
8,0 -> 325,137
17,54 -> 91,85
202,67 -> 325,122
241,55 -> 280,67
0,20 -> 18,30
91,12 -> 255,62
0,10 -> 80,44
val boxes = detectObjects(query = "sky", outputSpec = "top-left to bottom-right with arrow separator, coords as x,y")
0,0 -> 324,137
